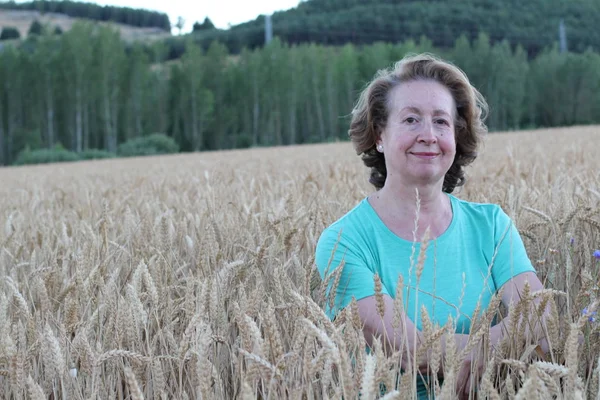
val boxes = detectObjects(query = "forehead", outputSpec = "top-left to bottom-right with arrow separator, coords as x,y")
387,79 -> 455,114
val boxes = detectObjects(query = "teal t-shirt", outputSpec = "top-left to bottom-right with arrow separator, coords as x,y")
315,194 -> 536,398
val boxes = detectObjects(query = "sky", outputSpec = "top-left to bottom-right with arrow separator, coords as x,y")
78,0 -> 302,32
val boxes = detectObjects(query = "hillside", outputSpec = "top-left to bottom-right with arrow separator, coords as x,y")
193,0 -> 600,55
0,9 -> 171,42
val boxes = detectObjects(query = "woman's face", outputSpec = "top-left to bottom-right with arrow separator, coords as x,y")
376,79 -> 457,188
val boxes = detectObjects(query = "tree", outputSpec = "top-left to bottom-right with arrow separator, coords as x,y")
176,40 -> 214,151
240,48 -> 264,146
95,26 -> 126,152
175,16 -> 186,35
33,35 -> 61,147
303,44 -> 328,143
193,17 -> 215,32
60,23 -> 95,152
203,41 -> 229,149
559,51 -> 600,125
528,48 -> 564,127
0,27 -> 20,41
450,35 -> 473,76
28,19 -> 44,36
334,44 -> 359,139
121,44 -> 151,141
1,47 -> 25,163
0,52 -> 5,164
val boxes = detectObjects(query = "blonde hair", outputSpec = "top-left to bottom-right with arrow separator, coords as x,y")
349,53 -> 488,193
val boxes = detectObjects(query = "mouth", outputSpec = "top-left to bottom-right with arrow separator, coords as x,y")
410,152 -> 440,159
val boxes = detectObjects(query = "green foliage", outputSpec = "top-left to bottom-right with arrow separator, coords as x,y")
28,19 -> 44,36
193,18 -> 215,32
0,0 -> 171,31
235,134 -> 253,149
14,145 -> 79,165
0,27 -> 20,41
117,134 -> 179,157
12,128 -> 43,158
180,0 -> 600,57
1,20 -> 600,166
79,149 -> 116,160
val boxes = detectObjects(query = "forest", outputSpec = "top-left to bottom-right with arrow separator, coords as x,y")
192,0 -> 600,55
0,0 -> 599,165
0,0 -> 170,31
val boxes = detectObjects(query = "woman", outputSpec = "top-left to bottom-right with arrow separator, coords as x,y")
315,54 -> 546,398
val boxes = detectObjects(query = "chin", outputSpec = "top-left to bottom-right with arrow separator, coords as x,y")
411,169 -> 447,184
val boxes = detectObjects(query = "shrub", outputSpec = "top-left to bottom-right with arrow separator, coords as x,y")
117,133 -> 179,157
79,149 -> 116,160
28,20 -> 44,36
235,133 -> 253,149
12,128 -> 43,159
14,146 -> 80,165
0,27 -> 21,41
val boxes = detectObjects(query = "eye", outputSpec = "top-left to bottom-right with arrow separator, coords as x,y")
435,118 -> 450,126
404,117 -> 417,124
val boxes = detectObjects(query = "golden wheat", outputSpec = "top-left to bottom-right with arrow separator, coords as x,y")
0,126 -> 598,398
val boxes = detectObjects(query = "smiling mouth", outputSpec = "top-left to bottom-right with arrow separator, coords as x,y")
411,152 -> 440,158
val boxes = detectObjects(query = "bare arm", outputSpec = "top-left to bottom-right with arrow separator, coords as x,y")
356,272 -> 550,373
357,294 -> 471,372
489,272 -> 550,351
358,294 -> 421,370
454,272 -> 551,398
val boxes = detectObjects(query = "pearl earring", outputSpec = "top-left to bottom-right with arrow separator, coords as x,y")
377,144 -> 383,152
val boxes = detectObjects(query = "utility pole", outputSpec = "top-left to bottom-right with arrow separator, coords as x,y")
559,19 -> 568,53
265,14 -> 273,45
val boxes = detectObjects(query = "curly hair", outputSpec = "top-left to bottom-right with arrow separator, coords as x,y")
349,53 -> 488,193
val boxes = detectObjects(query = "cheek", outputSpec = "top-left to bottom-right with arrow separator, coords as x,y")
443,134 -> 457,153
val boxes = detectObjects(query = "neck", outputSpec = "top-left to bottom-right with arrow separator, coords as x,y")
374,180 -> 451,240
380,181 -> 447,217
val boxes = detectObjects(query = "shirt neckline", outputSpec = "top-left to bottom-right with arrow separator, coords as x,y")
362,193 -> 458,245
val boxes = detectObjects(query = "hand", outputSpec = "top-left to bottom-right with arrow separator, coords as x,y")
455,347 -> 485,400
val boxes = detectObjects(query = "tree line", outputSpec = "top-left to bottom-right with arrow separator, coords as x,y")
193,0 -> 600,56
1,19 -> 64,41
0,0 -> 170,31
0,23 -> 599,166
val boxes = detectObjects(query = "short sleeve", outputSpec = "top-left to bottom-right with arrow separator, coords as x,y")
315,226 -> 389,318
491,208 -> 537,291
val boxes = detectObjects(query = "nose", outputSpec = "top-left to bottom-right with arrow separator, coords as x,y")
417,121 -> 437,144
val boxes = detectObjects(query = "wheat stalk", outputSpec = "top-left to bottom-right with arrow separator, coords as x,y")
124,366 -> 145,400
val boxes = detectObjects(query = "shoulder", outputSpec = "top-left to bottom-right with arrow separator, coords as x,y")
450,195 -> 511,226
451,194 -> 504,215
449,195 -> 520,245
315,199 -> 373,267
317,199 -> 370,248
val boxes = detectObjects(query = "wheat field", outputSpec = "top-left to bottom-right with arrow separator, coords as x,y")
0,125 -> 599,399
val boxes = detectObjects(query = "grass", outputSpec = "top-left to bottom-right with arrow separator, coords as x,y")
0,125 -> 598,399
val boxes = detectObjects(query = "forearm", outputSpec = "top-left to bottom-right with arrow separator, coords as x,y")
491,273 -> 552,352
438,303 -> 552,368
489,311 -> 550,353
362,305 -> 423,369
359,295 -> 438,371
362,300 -> 472,372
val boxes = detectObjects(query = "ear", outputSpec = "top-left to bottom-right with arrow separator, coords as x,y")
375,138 -> 383,153
375,134 -> 383,150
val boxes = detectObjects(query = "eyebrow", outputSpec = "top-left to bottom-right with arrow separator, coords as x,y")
400,106 -> 453,118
